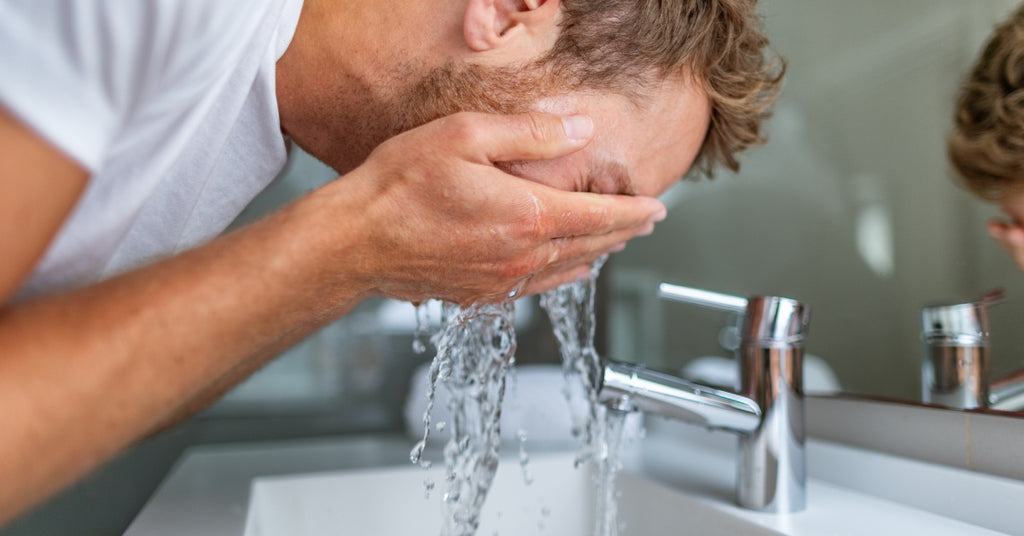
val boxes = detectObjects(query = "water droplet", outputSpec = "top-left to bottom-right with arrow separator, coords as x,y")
424,479 -> 435,499
410,440 -> 426,464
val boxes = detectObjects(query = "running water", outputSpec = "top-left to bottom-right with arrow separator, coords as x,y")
539,255 -> 609,468
540,255 -> 632,536
412,255 -> 631,536
411,301 -> 517,536
592,408 -> 630,536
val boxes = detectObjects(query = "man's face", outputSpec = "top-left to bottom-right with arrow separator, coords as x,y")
386,63 -> 711,198
505,77 -> 710,197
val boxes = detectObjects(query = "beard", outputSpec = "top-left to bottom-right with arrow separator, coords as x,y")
306,60 -> 571,174
383,61 -> 566,137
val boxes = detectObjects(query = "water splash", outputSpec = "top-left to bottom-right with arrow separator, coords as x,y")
411,254 -> 630,536
412,301 -> 433,354
593,409 -> 630,536
516,429 -> 533,486
539,255 -> 608,467
541,255 -> 634,536
411,302 -> 517,536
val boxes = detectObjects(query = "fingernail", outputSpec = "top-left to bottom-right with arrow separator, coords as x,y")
639,222 -> 655,236
562,115 -> 594,142
611,242 -> 627,252
649,208 -> 667,223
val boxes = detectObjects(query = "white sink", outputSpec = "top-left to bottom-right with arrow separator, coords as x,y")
125,429 -> 1024,536
242,452 -> 781,536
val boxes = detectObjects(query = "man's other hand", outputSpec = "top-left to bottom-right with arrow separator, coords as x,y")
989,218 -> 1024,273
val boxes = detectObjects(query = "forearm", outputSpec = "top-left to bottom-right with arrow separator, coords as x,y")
0,110 -> 666,525
0,191 -> 367,524
144,338 -> 307,437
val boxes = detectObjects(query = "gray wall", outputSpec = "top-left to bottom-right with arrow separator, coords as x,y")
607,0 -> 1024,400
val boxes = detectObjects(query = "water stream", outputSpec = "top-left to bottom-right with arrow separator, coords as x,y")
411,302 -> 517,536
539,256 -> 608,468
412,255 -> 630,536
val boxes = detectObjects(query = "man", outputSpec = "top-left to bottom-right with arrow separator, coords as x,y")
0,0 -> 781,524
949,4 -> 1024,271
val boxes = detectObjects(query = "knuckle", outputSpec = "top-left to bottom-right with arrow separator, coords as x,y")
521,194 -> 549,239
443,112 -> 483,145
502,255 -> 541,282
522,113 -> 557,145
528,212 -> 549,240
589,204 -> 614,230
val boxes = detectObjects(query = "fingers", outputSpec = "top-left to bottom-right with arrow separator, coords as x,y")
544,223 -> 650,268
439,111 -> 594,164
989,219 -> 1024,271
530,185 -> 666,239
521,263 -> 594,296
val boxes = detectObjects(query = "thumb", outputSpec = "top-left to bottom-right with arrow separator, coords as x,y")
446,111 -> 594,163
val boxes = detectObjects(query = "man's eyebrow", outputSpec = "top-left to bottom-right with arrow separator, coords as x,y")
589,159 -> 636,196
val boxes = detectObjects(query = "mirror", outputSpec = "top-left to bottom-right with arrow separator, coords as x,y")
605,0 -> 1024,410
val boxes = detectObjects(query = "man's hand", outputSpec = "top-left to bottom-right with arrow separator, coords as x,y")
323,111 -> 666,305
988,218 -> 1024,272
0,110 -> 664,524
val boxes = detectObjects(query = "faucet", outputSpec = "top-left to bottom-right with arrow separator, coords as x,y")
921,289 -> 1024,410
598,283 -> 810,513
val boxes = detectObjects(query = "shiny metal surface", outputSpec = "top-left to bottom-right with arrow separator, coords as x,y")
990,368 -> 1024,411
922,345 -> 989,409
745,296 -> 811,345
658,283 -> 749,313
920,289 -> 1024,410
920,289 -> 1000,347
602,362 -> 762,433
600,283 -> 808,513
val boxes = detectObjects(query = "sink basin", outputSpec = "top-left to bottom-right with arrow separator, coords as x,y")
124,427 -> 1024,536
242,452 -> 781,536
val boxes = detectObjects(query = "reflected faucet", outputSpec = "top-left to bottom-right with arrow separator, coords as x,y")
598,283 -> 810,513
921,289 -> 1024,411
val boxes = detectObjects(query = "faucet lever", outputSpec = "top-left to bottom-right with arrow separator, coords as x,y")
658,283 -> 748,313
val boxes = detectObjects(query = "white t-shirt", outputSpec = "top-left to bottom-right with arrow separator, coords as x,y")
0,0 -> 305,300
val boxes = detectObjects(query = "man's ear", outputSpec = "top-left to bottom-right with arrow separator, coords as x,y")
463,0 -> 561,52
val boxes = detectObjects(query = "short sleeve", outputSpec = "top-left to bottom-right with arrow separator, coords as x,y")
0,1 -> 139,172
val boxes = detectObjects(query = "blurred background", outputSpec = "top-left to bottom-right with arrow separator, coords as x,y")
7,1 -> 1024,534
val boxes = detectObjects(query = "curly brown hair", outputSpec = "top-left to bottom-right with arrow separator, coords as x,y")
948,5 -> 1024,200
544,0 -> 785,176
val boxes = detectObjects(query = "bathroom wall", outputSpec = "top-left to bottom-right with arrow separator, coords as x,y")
607,0 -> 1024,400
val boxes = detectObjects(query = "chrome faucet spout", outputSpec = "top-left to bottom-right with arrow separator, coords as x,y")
600,362 -> 761,433
599,283 -> 810,514
920,289 -> 1024,411
988,367 -> 1024,411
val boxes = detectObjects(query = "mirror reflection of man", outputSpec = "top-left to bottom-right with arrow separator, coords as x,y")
0,0 -> 781,524
949,4 -> 1024,271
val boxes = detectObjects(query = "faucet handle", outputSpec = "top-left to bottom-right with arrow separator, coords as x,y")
658,283 -> 748,313
921,288 -> 1004,345
658,282 -> 810,345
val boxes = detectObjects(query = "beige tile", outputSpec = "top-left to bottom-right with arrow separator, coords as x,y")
966,411 -> 1024,482
807,395 -> 969,469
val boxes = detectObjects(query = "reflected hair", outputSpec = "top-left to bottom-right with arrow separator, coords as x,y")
948,5 -> 1024,200
544,0 -> 785,177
